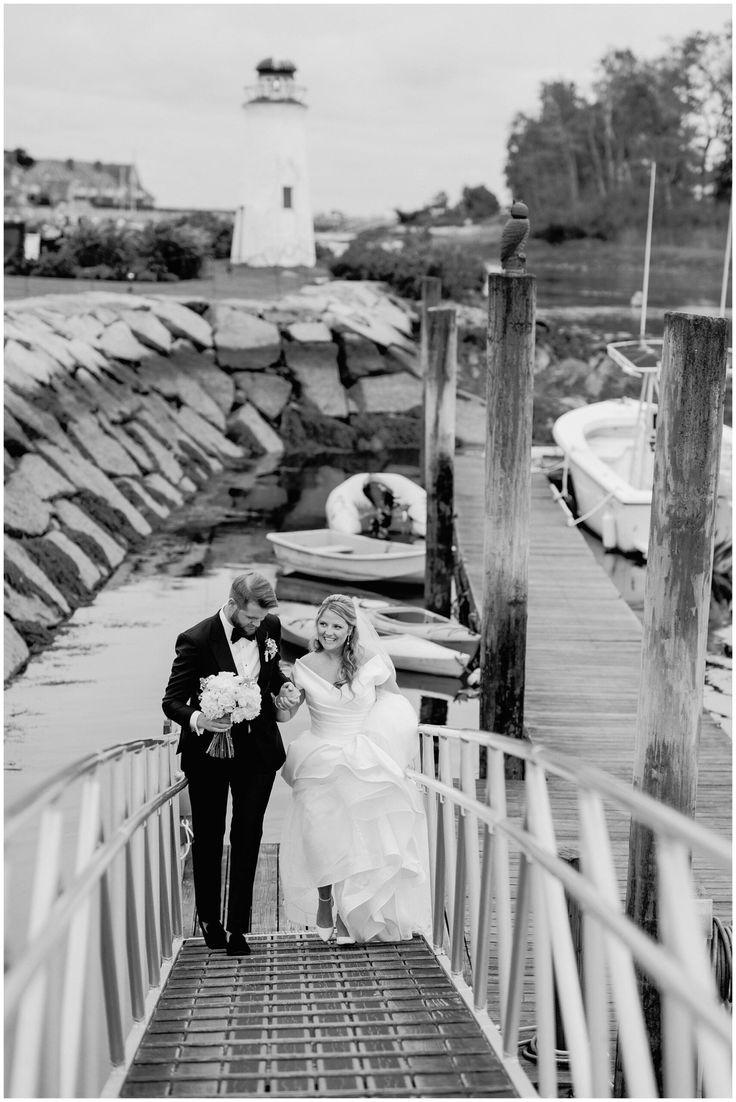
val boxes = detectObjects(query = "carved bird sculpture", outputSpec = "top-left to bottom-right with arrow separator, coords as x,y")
500,200 -> 530,272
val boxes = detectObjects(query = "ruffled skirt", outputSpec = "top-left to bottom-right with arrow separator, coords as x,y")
280,694 -> 432,942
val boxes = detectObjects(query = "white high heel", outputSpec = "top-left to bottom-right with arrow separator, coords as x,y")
335,915 -> 355,945
316,894 -> 335,942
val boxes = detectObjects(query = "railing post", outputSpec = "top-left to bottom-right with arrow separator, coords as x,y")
424,305 -> 457,618
480,272 -> 535,778
618,311 -> 729,1095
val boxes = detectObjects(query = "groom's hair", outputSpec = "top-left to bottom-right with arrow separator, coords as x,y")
230,572 -> 278,610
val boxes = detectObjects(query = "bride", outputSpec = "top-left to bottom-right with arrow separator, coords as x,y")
279,594 -> 432,943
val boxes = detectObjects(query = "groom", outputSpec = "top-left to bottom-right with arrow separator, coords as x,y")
163,571 -> 299,956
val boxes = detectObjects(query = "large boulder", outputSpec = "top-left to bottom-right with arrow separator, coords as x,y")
124,421 -> 185,484
210,305 -> 281,370
147,298 -> 213,349
53,499 -> 126,567
4,340 -> 61,391
4,536 -> 71,614
228,402 -> 285,456
338,333 -> 395,385
285,343 -> 348,418
4,469 -> 52,536
347,372 -> 423,414
44,529 -> 103,591
119,309 -> 174,355
174,406 -> 244,461
67,414 -> 143,477
169,343 -> 236,415
233,371 -> 292,422
35,441 -> 153,537
98,320 -> 149,363
12,454 -> 76,499
5,617 -> 29,682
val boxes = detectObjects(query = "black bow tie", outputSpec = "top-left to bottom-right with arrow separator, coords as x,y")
231,626 -> 255,644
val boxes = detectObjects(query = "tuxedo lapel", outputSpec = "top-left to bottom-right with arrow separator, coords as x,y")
210,615 -> 237,674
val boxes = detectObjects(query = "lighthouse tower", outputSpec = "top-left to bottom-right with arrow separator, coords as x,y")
230,58 -> 316,268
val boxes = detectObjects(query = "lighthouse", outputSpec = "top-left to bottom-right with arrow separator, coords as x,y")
230,58 -> 316,268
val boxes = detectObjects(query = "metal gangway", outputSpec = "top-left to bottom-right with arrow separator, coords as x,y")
5,727 -> 732,1098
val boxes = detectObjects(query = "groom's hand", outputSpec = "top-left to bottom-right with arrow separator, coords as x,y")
275,682 -> 302,709
196,716 -> 232,733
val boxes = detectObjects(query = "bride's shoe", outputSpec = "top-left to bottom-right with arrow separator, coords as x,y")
316,893 -> 335,942
335,914 -> 356,945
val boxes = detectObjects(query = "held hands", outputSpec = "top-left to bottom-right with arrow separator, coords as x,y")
273,681 -> 303,712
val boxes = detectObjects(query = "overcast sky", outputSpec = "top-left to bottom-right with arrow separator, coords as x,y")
4,3 -> 731,217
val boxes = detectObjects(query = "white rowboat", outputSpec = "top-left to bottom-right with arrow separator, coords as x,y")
325,473 -> 426,538
366,604 -> 480,658
266,528 -> 425,583
278,601 -> 468,678
553,344 -> 732,557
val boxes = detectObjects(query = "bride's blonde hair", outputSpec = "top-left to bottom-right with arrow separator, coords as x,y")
312,594 -> 363,688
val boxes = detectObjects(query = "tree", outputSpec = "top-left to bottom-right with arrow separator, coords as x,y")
459,184 -> 500,221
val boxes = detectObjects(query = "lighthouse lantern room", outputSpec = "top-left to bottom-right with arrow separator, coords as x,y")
230,58 -> 316,268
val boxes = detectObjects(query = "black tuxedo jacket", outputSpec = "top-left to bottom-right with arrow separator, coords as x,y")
162,611 -> 288,773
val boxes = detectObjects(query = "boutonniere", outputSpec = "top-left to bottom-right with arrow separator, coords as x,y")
264,637 -> 278,662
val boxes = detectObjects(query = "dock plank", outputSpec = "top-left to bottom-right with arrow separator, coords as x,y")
454,449 -> 732,927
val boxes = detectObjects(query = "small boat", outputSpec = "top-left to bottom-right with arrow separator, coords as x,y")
365,603 -> 480,659
266,528 -> 425,583
325,473 -> 426,538
552,342 -> 732,557
278,602 -> 468,677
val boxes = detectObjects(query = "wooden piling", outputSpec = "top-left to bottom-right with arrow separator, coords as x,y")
419,277 -> 442,476
424,306 -> 457,618
616,311 -> 729,1095
480,274 -> 536,779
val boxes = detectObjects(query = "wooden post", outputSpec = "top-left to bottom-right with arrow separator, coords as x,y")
615,311 -> 729,1096
419,277 -> 442,475
480,274 -> 535,779
424,306 -> 457,618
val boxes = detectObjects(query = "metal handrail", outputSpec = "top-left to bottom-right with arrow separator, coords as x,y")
4,736 -> 186,1099
413,723 -> 732,1099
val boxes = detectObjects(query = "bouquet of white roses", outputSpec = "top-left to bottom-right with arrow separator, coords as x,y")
199,671 -> 261,758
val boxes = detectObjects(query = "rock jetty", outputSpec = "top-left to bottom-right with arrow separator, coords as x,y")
4,280 -> 427,682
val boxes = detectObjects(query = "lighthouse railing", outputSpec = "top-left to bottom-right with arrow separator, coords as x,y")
4,737 -> 186,1099
411,723 -> 732,1099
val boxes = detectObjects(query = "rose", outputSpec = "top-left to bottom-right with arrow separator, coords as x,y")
264,637 -> 279,662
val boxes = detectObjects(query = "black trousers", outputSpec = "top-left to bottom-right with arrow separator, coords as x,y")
185,757 -> 276,934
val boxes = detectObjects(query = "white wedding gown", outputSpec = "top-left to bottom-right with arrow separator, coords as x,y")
280,654 -> 432,942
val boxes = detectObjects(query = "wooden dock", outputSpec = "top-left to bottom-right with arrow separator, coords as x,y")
454,449 -> 732,923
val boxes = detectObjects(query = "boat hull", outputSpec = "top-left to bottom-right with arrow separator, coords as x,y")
279,602 -> 467,677
553,399 -> 732,557
368,605 -> 480,658
267,529 -> 425,583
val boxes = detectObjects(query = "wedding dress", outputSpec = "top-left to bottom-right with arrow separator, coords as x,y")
280,654 -> 432,942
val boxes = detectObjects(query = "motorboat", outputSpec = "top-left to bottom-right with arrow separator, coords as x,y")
278,601 -> 469,678
325,473 -> 426,539
365,603 -> 480,659
552,339 -> 732,557
266,528 -> 425,583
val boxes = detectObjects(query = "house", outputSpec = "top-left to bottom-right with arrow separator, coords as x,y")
4,152 -> 154,210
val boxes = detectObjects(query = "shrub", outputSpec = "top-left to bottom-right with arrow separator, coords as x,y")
135,222 -> 208,280
329,234 -> 485,301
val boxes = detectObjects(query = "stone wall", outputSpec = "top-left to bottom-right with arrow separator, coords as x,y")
3,280 -> 425,682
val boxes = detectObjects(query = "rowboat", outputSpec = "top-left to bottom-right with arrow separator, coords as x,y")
325,473 -> 426,538
365,603 -> 480,659
266,528 -> 425,583
552,341 -> 732,557
278,601 -> 468,678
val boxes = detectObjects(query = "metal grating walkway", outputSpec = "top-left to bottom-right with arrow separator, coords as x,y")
121,934 -> 518,1097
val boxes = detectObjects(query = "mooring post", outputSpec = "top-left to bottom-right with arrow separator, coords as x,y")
480,272 -> 536,780
614,311 -> 729,1096
424,305 -> 457,618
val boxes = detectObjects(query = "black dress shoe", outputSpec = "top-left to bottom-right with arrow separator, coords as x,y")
199,919 -> 227,950
226,933 -> 251,956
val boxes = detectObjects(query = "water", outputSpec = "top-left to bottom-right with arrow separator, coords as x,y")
4,456 -> 478,841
